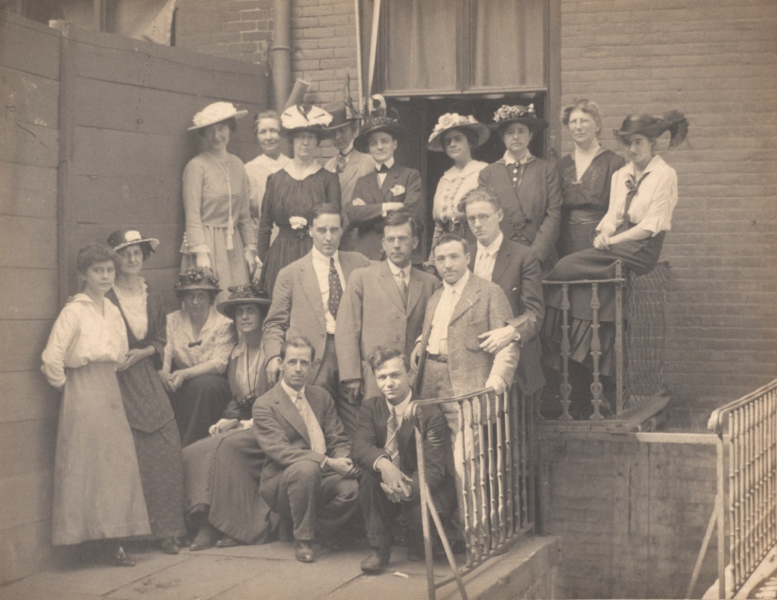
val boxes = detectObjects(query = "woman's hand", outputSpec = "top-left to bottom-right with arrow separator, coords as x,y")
593,232 -> 611,251
266,356 -> 282,383
252,264 -> 263,284
169,370 -> 188,392
117,347 -> 153,372
209,418 -> 239,437
244,248 -> 258,276
159,370 -> 175,394
195,252 -> 211,269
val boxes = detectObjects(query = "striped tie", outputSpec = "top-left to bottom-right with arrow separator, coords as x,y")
386,407 -> 399,467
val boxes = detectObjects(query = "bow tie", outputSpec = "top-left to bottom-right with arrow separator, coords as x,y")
188,340 -> 203,348
377,164 -> 389,173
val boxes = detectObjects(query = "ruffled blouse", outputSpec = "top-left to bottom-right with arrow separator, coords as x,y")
163,306 -> 236,374
432,160 -> 488,223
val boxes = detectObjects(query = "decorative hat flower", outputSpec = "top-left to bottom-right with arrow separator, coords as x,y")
174,266 -> 220,292
189,102 -> 247,131
493,104 -> 536,124
280,105 -> 333,130
426,113 -> 490,151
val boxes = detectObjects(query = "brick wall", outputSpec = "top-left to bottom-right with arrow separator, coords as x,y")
559,0 -> 777,407
539,434 -> 719,598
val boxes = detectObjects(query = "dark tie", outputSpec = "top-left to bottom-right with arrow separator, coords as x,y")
386,407 -> 399,466
328,258 -> 343,318
336,152 -> 348,175
378,164 -> 389,173
623,172 -> 651,225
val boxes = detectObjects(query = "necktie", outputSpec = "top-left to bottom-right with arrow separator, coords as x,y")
397,269 -> 408,307
386,407 -> 400,467
623,172 -> 651,224
378,164 -> 389,173
328,257 -> 343,318
336,152 -> 348,175
294,392 -> 327,454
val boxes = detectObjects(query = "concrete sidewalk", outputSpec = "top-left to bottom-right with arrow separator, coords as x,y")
1,536 -> 560,600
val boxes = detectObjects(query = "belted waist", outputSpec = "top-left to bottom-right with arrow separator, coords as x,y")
565,207 -> 607,225
277,226 -> 309,239
426,353 -> 448,364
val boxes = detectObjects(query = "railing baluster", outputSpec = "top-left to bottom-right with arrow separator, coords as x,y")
513,388 -> 522,531
486,393 -> 499,552
614,261 -> 624,417
730,409 -> 739,590
459,399 -> 474,569
496,391 -> 507,548
589,283 -> 605,420
559,284 -> 573,420
466,399 -> 481,566
476,396 -> 489,555
503,390 -> 514,538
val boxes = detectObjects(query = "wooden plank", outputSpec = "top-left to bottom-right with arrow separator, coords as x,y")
0,470 -> 53,531
0,66 -> 60,130
73,38 -> 266,103
0,319 -> 55,374
0,14 -> 61,80
0,518 -> 56,585
0,118 -> 59,169
0,371 -> 60,424
0,268 -> 59,320
0,162 -> 57,219
0,418 -> 58,479
0,216 -> 57,269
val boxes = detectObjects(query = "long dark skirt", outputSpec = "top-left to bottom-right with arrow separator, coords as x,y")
170,374 -> 232,447
183,428 -> 274,543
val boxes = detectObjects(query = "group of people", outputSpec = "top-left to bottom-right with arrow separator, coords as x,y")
40,95 -> 688,573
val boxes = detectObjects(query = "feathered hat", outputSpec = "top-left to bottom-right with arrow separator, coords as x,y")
353,94 -> 408,153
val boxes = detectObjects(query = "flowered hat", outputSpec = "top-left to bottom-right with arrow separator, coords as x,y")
280,104 -> 334,138
188,102 -> 248,131
427,113 -> 490,152
614,111 -> 689,148
492,104 -> 548,133
173,267 -> 221,294
353,116 -> 408,154
107,229 -> 160,254
216,283 -> 272,319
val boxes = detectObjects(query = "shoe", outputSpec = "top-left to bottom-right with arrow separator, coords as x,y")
294,540 -> 315,563
177,535 -> 190,548
360,546 -> 391,573
112,545 -> 136,567
190,523 -> 218,551
215,535 -> 240,548
160,537 -> 180,555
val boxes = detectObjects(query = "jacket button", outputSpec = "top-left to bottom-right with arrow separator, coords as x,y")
395,314 -> 400,319
396,335 -> 401,341
320,333 -> 325,339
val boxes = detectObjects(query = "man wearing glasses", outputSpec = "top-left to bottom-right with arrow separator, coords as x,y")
336,211 -> 440,404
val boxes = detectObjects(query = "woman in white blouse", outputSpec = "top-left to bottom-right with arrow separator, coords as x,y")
426,113 -> 490,264
543,112 -> 688,417
161,267 -> 236,446
41,243 -> 149,566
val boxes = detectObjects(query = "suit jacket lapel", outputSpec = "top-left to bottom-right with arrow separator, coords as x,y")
378,261 -> 406,312
380,164 -> 401,200
449,276 -> 480,324
406,267 -> 425,315
340,252 -> 362,282
341,153 -> 362,191
299,256 -> 326,332
491,243 -> 511,285
274,385 -> 312,446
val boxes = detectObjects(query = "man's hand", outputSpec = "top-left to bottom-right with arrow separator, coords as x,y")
410,341 -> 422,373
326,457 -> 360,478
377,457 -> 413,502
266,356 -> 282,383
342,380 -> 363,405
478,326 -> 516,354
485,374 -> 507,396
209,418 -> 239,437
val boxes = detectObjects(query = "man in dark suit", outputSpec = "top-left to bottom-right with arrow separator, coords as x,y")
336,211 -> 440,403
463,187 -> 545,398
262,204 -> 371,438
253,337 -> 359,563
352,347 -> 455,572
343,115 -> 424,260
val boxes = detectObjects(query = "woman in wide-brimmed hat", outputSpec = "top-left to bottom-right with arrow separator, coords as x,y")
256,104 -> 341,297
556,98 -> 626,258
183,283 -> 276,551
105,229 -> 187,555
542,111 -> 689,418
478,103 -> 562,273
160,267 -> 236,446
182,102 -> 257,303
426,113 -> 490,264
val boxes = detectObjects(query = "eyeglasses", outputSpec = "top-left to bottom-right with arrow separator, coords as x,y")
466,213 -> 497,225
383,236 -> 412,244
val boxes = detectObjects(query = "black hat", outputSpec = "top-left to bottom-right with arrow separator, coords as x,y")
173,267 -> 221,294
491,104 -> 548,134
353,116 -> 408,154
323,100 -> 361,132
107,229 -> 160,254
216,283 -> 271,320
614,111 -> 689,148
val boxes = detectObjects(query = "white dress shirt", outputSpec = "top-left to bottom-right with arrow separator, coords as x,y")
426,270 -> 470,355
374,156 -> 395,188
386,259 -> 412,294
473,231 -> 504,281
310,246 -> 346,334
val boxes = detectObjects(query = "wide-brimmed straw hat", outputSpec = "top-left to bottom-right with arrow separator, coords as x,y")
491,103 -> 548,134
353,116 -> 408,153
173,267 -> 221,294
107,229 -> 160,254
188,102 -> 248,131
613,111 -> 689,148
280,104 -> 334,138
323,100 -> 361,132
427,113 -> 490,152
216,283 -> 272,320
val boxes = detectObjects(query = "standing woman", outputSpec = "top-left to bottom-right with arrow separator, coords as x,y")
106,229 -> 187,555
479,104 -> 562,273
181,102 -> 257,302
161,268 -> 236,446
256,104 -> 341,297
426,113 -> 490,263
556,98 -> 626,257
243,110 -> 290,232
41,243 -> 149,566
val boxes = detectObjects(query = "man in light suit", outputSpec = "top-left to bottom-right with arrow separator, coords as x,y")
336,211 -> 440,404
262,204 -> 371,438
253,337 -> 359,563
344,116 -> 424,260
323,101 -> 374,213
463,187 -> 545,399
352,347 -> 456,572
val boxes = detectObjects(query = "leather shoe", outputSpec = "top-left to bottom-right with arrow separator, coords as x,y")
360,546 -> 391,573
112,545 -> 136,567
294,540 -> 315,563
190,523 -> 218,551
215,535 -> 240,548
160,537 -> 180,555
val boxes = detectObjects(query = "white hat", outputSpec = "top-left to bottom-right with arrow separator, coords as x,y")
188,102 -> 248,131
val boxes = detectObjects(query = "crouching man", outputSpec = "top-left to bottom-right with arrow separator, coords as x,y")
352,347 -> 456,573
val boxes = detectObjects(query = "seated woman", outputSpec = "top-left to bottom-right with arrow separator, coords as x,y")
183,284 -> 273,550
543,111 -> 688,416
161,267 -> 236,446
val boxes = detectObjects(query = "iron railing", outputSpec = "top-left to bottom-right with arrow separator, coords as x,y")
407,386 -> 535,600
698,379 -> 777,599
